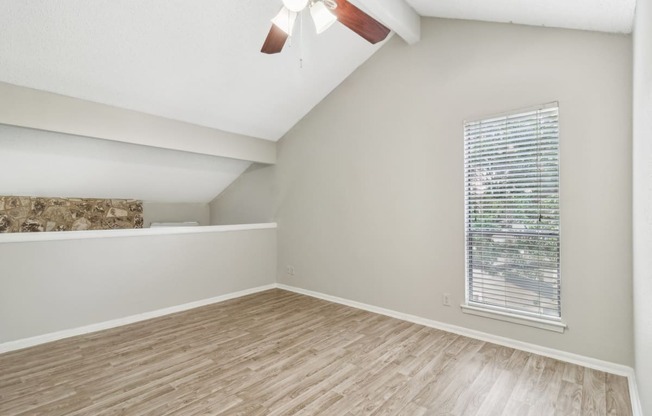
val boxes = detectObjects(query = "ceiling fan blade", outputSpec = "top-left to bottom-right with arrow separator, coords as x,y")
261,24 -> 289,54
332,0 -> 390,44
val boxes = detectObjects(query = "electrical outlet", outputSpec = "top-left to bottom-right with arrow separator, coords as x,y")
442,293 -> 451,307
286,265 -> 295,276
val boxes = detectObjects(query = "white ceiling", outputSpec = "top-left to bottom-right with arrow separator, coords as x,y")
0,0 -> 637,205
0,0 -> 636,145
0,125 -> 251,203
0,0 -> 386,141
406,0 -> 636,34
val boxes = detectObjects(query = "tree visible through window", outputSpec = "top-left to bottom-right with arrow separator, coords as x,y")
464,104 -> 561,320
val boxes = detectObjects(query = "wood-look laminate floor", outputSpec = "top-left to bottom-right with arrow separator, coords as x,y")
0,289 -> 632,416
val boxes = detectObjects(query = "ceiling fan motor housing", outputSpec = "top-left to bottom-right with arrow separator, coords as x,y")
282,0 -> 309,12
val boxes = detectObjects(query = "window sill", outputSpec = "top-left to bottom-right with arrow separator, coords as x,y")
461,304 -> 567,333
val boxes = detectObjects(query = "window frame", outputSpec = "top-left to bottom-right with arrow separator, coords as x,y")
461,103 -> 566,333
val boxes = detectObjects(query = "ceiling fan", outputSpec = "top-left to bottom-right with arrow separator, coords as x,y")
261,0 -> 390,54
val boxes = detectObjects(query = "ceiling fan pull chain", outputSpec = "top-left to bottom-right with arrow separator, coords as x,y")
299,12 -> 304,69
288,7 -> 294,49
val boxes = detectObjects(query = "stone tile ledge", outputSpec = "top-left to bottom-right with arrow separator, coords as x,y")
0,223 -> 277,244
0,196 -> 143,233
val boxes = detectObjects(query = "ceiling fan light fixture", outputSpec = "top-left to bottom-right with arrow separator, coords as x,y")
310,1 -> 337,34
281,0 -> 309,12
271,7 -> 298,35
261,0 -> 390,54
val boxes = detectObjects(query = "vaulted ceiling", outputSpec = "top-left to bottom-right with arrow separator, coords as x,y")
0,0 -> 388,142
0,0 -> 635,143
0,0 -> 636,204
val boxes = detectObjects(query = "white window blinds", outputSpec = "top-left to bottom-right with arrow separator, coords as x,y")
464,104 -> 561,320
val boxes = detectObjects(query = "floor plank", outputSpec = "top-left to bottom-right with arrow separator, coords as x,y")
0,289 -> 633,415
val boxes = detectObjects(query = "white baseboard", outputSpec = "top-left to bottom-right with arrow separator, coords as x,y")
277,283 -> 643,416
0,284 -> 277,354
0,282 -> 642,415
628,375 -> 644,416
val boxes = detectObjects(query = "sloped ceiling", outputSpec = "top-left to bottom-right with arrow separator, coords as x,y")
0,0 -> 636,204
0,0 -> 391,203
0,125 -> 251,203
0,0 -> 387,141
0,0 -> 634,145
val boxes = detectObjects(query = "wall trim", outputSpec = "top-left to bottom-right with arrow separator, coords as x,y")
629,375 -> 644,416
277,283 -> 643,415
0,284 -> 277,354
0,222 -> 277,244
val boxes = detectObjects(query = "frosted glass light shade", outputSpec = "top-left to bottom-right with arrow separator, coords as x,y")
282,0 -> 309,12
310,1 -> 337,34
271,7 -> 298,35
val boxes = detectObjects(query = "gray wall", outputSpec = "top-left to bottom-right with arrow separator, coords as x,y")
210,163 -> 275,225
633,0 -> 652,410
143,202 -> 211,227
0,228 -> 276,343
212,18 -> 634,365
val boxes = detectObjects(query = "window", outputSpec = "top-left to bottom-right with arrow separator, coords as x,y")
463,103 -> 562,328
